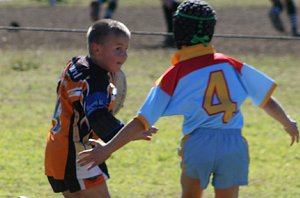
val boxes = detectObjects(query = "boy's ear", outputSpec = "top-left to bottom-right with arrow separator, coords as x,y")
91,42 -> 101,54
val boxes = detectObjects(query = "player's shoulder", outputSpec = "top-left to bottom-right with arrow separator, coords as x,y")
66,56 -> 91,82
215,53 -> 244,73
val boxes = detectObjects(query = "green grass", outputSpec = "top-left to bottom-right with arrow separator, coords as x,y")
0,48 -> 299,197
0,0 -> 270,7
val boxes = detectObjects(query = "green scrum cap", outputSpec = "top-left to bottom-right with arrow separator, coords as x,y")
173,0 -> 217,48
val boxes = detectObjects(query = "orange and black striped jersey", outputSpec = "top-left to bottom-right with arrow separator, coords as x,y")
45,56 -> 123,179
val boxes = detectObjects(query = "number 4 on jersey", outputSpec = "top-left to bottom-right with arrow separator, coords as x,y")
203,70 -> 237,123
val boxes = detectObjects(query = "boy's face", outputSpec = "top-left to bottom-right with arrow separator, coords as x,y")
91,35 -> 129,73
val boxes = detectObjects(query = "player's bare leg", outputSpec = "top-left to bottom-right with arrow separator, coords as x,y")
62,190 -> 81,198
214,186 -> 239,198
180,171 -> 203,198
62,182 -> 110,198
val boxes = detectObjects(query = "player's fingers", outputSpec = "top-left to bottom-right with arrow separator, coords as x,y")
78,148 -> 93,157
87,161 -> 98,170
295,131 -> 299,144
78,156 -> 94,167
77,156 -> 87,166
150,127 -> 158,133
290,138 -> 295,146
88,139 -> 99,146
147,128 -> 158,136
77,151 -> 93,165
144,136 -> 152,141
294,127 -> 299,143
290,131 -> 299,146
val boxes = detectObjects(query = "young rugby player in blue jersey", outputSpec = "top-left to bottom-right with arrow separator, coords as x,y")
78,1 -> 299,197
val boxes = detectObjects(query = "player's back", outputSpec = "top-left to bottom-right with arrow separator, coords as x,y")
160,53 -> 248,134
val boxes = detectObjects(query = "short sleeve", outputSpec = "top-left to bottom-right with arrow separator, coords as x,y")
137,86 -> 171,127
240,64 -> 277,107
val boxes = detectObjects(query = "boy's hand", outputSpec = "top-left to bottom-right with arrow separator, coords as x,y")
132,127 -> 158,141
77,139 -> 110,170
284,119 -> 299,146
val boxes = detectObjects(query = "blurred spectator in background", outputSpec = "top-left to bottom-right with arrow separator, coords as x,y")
161,0 -> 180,47
48,0 -> 64,6
49,0 -> 56,6
48,0 -> 62,6
269,0 -> 300,36
90,0 -> 118,21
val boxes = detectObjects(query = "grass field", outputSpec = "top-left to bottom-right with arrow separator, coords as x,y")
1,48 -> 300,197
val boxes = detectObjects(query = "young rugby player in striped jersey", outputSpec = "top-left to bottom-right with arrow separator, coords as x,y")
45,19 -> 156,198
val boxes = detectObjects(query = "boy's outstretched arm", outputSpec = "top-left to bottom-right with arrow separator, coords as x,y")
77,118 -> 157,170
262,96 -> 299,146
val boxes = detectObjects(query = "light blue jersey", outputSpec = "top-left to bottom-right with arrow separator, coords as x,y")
137,44 -> 276,135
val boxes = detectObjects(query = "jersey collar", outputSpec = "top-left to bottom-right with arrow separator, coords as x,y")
171,44 -> 215,65
87,56 -> 108,74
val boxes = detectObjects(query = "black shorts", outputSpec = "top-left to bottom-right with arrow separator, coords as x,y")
48,163 -> 109,193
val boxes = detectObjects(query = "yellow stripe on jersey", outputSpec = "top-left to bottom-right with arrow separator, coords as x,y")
134,114 -> 151,130
259,83 -> 277,108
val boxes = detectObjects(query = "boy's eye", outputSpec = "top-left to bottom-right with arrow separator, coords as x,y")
115,47 -> 126,54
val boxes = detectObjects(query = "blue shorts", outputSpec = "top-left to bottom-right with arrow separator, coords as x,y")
179,128 -> 249,189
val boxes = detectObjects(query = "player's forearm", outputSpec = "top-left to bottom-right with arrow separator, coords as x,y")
262,96 -> 292,127
263,97 -> 299,145
104,118 -> 146,154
